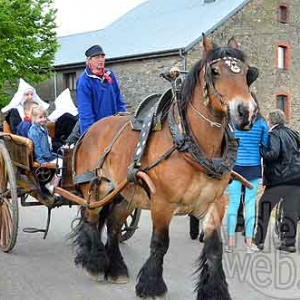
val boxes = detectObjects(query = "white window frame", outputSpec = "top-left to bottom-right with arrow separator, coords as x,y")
278,46 -> 286,70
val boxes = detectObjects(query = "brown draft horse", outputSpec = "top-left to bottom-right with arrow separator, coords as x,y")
70,35 -> 258,300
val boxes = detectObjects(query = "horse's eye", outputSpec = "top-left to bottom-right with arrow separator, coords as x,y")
211,68 -> 219,76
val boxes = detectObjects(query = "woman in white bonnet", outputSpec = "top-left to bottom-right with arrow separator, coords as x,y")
1,78 -> 49,134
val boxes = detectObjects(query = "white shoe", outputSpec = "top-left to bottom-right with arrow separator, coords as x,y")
246,244 -> 261,254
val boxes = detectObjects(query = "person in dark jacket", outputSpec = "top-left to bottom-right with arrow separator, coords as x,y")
66,120 -> 80,146
252,109 -> 300,253
48,88 -> 78,152
76,44 -> 126,134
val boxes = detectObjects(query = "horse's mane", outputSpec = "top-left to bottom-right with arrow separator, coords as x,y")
180,46 -> 246,110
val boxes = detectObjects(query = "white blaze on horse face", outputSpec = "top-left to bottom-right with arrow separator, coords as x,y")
228,96 -> 257,127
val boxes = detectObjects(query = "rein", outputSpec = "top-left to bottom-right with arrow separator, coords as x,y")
189,102 -> 223,128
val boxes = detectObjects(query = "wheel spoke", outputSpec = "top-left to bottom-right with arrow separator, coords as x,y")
0,208 -> 3,242
2,193 -> 13,210
3,201 -> 12,235
0,171 -> 7,193
1,206 -> 8,247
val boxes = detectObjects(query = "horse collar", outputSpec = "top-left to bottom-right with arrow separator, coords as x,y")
167,102 -> 239,179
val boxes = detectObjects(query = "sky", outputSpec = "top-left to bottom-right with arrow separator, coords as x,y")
54,0 -> 147,37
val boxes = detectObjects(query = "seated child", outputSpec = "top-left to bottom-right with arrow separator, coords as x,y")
28,106 -> 62,200
16,99 -> 38,137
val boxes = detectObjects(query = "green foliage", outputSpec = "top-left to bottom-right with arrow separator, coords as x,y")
0,0 -> 59,107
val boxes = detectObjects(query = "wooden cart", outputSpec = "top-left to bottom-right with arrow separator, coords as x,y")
0,122 -> 141,252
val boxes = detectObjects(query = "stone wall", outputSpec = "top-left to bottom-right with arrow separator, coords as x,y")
110,55 -> 183,110
186,0 -> 300,130
37,0 -> 300,129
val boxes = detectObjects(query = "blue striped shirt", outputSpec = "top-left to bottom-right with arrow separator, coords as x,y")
234,117 -> 269,166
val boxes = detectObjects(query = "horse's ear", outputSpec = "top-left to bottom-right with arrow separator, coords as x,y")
227,36 -> 239,49
247,66 -> 259,86
202,33 -> 214,53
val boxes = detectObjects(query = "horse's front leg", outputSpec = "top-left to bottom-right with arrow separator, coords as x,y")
135,200 -> 174,300
196,194 -> 231,300
71,206 -> 108,281
105,195 -> 130,283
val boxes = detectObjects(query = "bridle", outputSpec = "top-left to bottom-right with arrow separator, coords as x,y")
203,56 -> 245,107
188,56 -> 246,128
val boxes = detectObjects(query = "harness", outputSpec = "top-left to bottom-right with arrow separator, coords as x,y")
73,56 -> 243,200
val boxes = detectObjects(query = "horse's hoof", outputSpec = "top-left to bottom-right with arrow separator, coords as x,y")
107,275 -> 129,284
86,270 -> 105,282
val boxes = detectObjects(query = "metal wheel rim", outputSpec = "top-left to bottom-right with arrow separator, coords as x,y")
118,208 -> 141,242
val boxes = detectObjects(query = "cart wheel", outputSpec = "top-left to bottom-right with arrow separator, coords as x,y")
35,166 -> 52,183
118,208 -> 141,242
0,141 -> 18,252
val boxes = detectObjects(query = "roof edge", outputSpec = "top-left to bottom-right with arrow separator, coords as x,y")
184,0 -> 251,52
54,49 -> 181,71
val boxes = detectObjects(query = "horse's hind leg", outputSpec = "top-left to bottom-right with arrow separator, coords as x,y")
105,195 -> 130,283
196,195 -> 231,300
70,206 -> 108,281
136,201 -> 173,299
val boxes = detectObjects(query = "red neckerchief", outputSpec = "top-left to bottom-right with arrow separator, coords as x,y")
24,116 -> 31,121
88,65 -> 113,84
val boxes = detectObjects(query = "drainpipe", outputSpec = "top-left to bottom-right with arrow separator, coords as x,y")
54,72 -> 57,99
179,48 -> 186,71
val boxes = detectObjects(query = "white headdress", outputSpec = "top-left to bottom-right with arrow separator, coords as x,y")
1,79 -> 49,119
48,88 -> 78,121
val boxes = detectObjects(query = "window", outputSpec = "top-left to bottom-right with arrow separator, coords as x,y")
278,5 -> 288,23
276,94 -> 287,113
64,72 -> 76,90
277,45 -> 288,71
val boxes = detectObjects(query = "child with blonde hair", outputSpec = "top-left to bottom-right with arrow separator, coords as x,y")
28,106 -> 62,200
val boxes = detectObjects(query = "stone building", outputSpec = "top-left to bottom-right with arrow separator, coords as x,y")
38,0 -> 300,129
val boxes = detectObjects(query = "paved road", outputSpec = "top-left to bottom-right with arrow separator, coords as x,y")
0,203 -> 300,300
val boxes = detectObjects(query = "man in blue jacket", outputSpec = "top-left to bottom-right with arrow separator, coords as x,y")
76,44 -> 126,134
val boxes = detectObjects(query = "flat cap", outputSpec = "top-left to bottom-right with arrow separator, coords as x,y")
85,45 -> 105,57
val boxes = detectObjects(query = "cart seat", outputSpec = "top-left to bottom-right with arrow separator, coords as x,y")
46,121 -> 55,139
0,133 -> 56,171
2,120 -> 55,137
32,161 -> 57,169
3,120 -> 12,133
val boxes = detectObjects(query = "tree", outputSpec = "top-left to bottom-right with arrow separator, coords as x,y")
0,0 -> 58,107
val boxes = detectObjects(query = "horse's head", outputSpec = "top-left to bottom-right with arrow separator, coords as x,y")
198,34 -> 258,130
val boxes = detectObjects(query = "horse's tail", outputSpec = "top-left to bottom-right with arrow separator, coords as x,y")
195,230 -> 231,300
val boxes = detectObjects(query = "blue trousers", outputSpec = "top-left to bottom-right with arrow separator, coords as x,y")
227,179 -> 260,238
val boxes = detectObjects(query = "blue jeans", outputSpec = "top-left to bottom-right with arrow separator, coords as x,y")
227,179 -> 260,238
